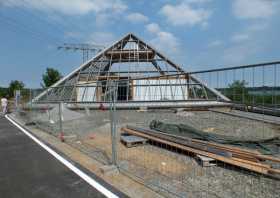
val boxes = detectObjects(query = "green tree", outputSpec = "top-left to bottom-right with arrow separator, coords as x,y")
226,80 -> 249,103
41,68 -> 62,88
7,80 -> 25,98
0,87 -> 8,98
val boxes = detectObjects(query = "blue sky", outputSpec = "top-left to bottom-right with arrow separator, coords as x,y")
0,0 -> 279,88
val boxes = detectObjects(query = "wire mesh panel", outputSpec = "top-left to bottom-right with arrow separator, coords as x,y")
191,62 -> 280,108
10,55 -> 280,198
116,110 -> 280,197
114,62 -> 280,197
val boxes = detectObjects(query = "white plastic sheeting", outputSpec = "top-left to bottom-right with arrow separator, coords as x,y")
133,79 -> 188,101
77,84 -> 97,102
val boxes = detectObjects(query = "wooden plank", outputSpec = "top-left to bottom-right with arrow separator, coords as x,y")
268,168 -> 280,175
231,154 -> 260,163
232,157 -> 271,169
122,128 -> 269,175
255,154 -> 280,163
128,126 -> 259,154
122,126 -> 280,177
105,50 -> 155,60
127,126 -> 280,163
126,127 -> 232,157
127,126 -> 260,161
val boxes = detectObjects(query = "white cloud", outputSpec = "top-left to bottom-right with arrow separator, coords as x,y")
184,0 -> 211,3
247,23 -> 268,32
145,23 -> 180,55
95,13 -> 114,26
223,44 -> 258,64
146,23 -> 161,34
231,33 -> 250,43
233,0 -> 279,20
2,0 -> 127,15
64,31 -> 81,39
126,12 -> 149,23
160,0 -> 212,26
208,40 -> 223,48
150,31 -> 180,54
88,32 -> 116,45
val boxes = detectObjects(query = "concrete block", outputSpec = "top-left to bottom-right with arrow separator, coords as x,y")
100,165 -> 119,176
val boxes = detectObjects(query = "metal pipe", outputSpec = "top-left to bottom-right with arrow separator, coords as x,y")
110,82 -> 117,165
189,61 -> 280,74
58,102 -> 64,142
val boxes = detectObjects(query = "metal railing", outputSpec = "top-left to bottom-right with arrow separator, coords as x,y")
190,61 -> 280,112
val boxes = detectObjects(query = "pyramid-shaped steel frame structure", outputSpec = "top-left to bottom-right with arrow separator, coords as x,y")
34,33 -> 229,108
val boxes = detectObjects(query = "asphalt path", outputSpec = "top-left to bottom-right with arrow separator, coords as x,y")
0,116 -> 124,198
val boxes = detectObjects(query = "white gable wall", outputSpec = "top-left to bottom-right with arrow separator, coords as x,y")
133,79 -> 188,101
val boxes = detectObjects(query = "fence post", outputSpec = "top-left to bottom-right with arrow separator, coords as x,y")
46,90 -> 51,122
14,90 -> 21,113
29,88 -> 32,108
29,89 -> 33,123
58,102 -> 64,142
110,82 -> 117,165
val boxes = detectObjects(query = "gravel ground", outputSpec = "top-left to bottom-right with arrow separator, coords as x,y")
60,109 -> 280,139
32,110 -> 280,139
15,108 -> 280,198
23,108 -> 280,140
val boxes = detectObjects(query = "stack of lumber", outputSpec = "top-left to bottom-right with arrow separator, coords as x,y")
121,126 -> 280,178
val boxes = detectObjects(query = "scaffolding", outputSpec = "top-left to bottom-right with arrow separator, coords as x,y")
34,33 -> 229,108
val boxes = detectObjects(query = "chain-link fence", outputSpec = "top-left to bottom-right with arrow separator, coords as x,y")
11,61 -> 280,198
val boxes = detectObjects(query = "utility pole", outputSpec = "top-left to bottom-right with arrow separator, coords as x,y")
58,43 -> 105,63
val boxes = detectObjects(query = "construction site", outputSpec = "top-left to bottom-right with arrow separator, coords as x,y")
6,33 -> 279,198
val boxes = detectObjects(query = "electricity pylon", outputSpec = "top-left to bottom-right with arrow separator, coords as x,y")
58,43 -> 105,63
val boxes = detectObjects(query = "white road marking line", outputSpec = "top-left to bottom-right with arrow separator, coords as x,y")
5,115 -> 118,198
